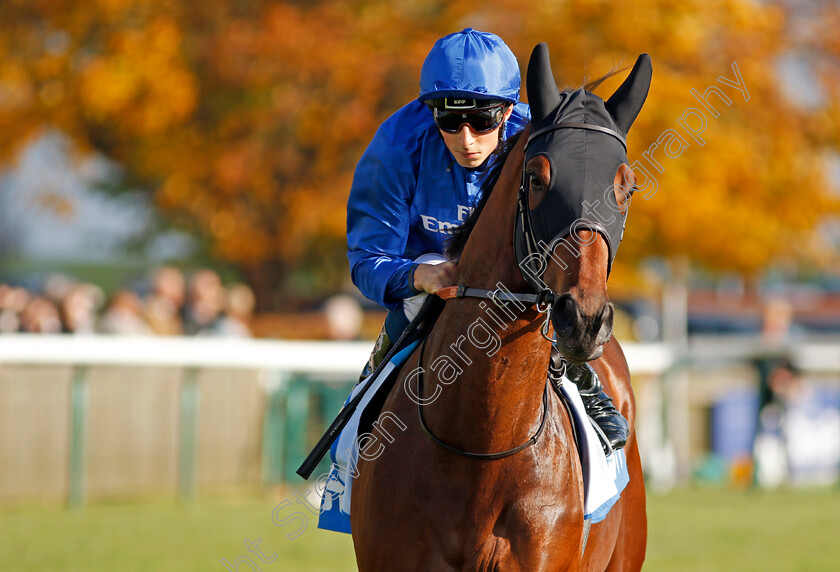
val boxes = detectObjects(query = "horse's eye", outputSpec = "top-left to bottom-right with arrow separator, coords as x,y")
529,174 -> 546,193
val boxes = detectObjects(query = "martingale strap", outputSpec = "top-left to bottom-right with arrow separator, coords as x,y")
436,285 -> 554,308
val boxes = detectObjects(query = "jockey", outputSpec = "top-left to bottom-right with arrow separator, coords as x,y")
346,28 -> 629,453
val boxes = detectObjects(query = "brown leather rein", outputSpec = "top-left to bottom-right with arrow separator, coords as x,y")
435,284 -> 553,308
410,285 -> 562,460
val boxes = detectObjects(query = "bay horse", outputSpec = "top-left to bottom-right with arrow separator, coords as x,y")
351,44 -> 652,571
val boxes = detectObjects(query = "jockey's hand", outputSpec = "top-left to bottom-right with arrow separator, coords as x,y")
413,261 -> 456,294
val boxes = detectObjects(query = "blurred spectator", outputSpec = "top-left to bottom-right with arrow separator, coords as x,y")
0,284 -> 31,333
215,283 -> 256,337
19,296 -> 62,333
1,266 -> 262,337
43,273 -> 77,305
753,359 -> 803,488
754,297 -> 806,487
152,266 -> 186,309
324,294 -> 363,341
183,269 -> 225,335
99,289 -> 152,335
761,296 -> 799,346
146,296 -> 183,336
145,266 -> 186,335
61,283 -> 104,334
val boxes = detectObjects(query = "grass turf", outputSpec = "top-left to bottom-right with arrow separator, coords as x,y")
0,487 -> 838,571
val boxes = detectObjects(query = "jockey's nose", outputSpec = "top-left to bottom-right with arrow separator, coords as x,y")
455,124 -> 477,143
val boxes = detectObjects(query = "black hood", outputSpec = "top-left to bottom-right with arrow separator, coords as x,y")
515,43 -> 651,290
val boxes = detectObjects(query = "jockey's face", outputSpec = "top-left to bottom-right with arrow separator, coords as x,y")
439,105 -> 514,169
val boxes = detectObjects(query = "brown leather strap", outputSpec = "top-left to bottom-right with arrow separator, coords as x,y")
435,286 -> 460,300
435,284 -> 552,307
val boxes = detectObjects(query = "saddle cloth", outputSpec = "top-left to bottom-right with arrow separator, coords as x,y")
317,355 -> 629,534
317,341 -> 420,534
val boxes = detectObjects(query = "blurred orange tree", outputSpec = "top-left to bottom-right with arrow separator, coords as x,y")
1,0 -> 839,307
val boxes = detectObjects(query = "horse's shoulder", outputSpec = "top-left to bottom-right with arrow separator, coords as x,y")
593,335 -> 635,422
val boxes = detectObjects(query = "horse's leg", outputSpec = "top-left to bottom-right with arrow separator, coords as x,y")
582,434 -> 647,572
588,336 -> 647,571
605,435 -> 647,571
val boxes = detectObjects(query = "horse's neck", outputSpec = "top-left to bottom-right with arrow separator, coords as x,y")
423,306 -> 549,452
422,130 -> 552,451
455,129 -> 532,295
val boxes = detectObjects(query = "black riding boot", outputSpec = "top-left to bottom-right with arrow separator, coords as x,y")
358,324 -> 393,383
566,361 -> 629,455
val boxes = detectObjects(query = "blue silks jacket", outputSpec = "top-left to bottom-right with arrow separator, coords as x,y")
346,100 -> 530,310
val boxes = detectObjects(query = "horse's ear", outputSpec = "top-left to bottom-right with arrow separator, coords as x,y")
605,53 -> 652,133
527,43 -> 562,123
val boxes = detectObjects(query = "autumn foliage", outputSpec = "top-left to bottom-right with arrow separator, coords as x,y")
1,0 -> 839,307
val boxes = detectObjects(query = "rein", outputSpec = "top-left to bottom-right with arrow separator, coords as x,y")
414,332 -> 551,460
436,285 -> 556,342
435,285 -> 553,308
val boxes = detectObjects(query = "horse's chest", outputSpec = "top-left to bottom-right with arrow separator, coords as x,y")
423,473 -> 582,571
355,399 -> 584,570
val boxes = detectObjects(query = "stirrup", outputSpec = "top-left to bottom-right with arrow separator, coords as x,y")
565,360 -> 629,454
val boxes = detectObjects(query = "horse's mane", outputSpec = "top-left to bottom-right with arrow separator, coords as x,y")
445,129 -> 524,259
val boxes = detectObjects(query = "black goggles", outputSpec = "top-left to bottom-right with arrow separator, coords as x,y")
432,103 -> 508,134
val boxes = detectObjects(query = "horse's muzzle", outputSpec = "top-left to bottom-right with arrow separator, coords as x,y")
551,293 -> 614,362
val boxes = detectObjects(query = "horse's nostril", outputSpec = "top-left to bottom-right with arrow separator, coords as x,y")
560,294 -> 577,318
596,302 -> 615,343
602,302 -> 615,329
552,294 -> 579,335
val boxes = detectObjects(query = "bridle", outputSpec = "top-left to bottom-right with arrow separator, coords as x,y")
435,284 -> 556,342
435,119 -> 628,337
419,119 -> 626,460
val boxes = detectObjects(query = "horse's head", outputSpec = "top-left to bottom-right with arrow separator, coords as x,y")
515,44 -> 651,362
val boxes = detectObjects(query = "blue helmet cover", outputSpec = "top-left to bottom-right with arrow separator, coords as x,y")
418,28 -> 521,103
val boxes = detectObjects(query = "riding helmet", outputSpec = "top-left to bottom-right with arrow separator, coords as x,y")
418,28 -> 521,104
